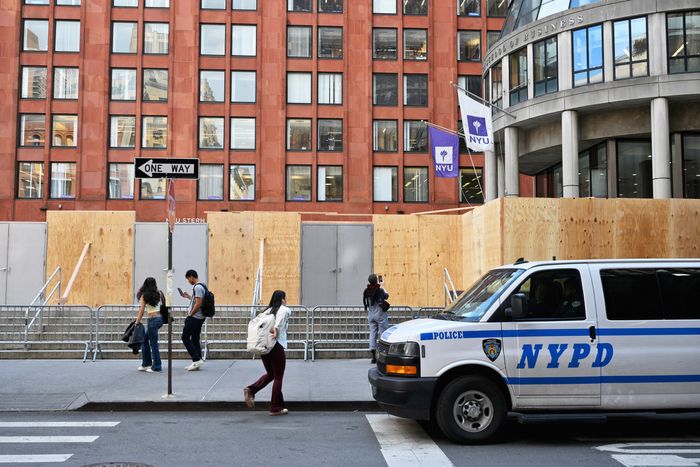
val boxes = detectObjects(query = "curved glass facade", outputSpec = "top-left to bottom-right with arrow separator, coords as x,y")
501,0 -> 603,36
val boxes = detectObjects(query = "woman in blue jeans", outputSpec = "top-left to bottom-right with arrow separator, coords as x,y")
135,277 -> 164,373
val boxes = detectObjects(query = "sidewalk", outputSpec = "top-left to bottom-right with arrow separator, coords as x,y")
0,359 -> 379,412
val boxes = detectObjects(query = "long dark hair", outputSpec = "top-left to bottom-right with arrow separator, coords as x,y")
137,277 -> 160,307
363,274 -> 382,306
267,290 -> 286,316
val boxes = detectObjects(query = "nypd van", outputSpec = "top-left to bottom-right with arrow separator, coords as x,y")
368,259 -> 700,444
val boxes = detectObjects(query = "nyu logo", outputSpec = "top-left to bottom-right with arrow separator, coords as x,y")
467,115 -> 488,137
434,146 -> 454,165
516,343 -> 614,369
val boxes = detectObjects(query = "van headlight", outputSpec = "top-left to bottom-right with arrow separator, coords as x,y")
384,341 -> 420,377
388,342 -> 420,357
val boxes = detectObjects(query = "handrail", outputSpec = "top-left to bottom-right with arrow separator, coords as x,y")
250,238 -> 264,319
24,267 -> 62,346
444,268 -> 458,307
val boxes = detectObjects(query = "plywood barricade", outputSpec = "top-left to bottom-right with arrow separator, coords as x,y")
46,211 -> 134,307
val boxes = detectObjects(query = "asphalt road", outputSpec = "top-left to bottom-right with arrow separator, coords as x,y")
0,411 -> 699,466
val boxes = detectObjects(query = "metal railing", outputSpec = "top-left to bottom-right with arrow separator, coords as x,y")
25,267 -> 62,345
444,267 -> 458,307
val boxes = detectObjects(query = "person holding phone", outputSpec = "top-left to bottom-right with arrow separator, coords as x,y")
363,273 -> 389,364
180,270 -> 206,371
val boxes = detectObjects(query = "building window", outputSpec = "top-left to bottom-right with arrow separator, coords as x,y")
318,166 -> 343,201
113,0 -> 138,6
373,167 -> 398,202
23,20 -> 48,52
286,119 -> 312,151
460,168 -> 484,203
55,21 -> 80,52
534,37 -> 558,96
198,117 -> 225,149
111,69 -> 136,100
109,116 -> 136,148
17,162 -> 44,199
486,31 -> 500,52
509,47 -> 528,106
458,30 -> 481,61
373,0 -> 396,14
141,179 -> 165,200
535,163 -> 563,198
143,69 -> 168,101
288,0 -> 311,11
373,73 -> 398,106
112,22 -> 138,54
404,121 -> 427,152
232,71 -> 256,103
491,61 -> 503,109
50,163 -> 76,199
617,140 -> 652,198
319,0 -> 342,13
52,115 -> 78,147
142,116 -> 168,148
458,0 -> 480,16
145,0 -> 168,6
373,28 -> 397,60
21,67 -> 47,99
24,0 -> 48,4
667,11 -> 700,74
198,164 -> 224,200
318,27 -> 343,59
230,165 -> 255,200
404,29 -> 427,60
404,74 -> 428,106
286,165 -> 312,201
144,23 -> 169,54
573,24 -> 604,87
201,24 -> 226,56
232,0 -> 256,9
614,17 -> 648,79
373,120 -> 398,152
404,0 -> 427,15
318,73 -> 342,104
231,118 -> 255,149
318,119 -> 343,151
53,68 -> 79,100
288,26 -> 312,58
232,25 -> 256,56
19,114 -> 45,147
202,0 -> 225,9
579,142 -> 608,198
287,72 -> 312,104
486,0 -> 506,17
200,70 -> 225,102
404,167 -> 429,203
108,163 -> 134,199
683,134 -> 700,198
458,75 -> 483,98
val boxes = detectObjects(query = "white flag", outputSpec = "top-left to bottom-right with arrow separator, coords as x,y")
458,89 -> 494,152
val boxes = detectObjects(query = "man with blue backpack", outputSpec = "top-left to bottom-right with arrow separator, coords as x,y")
180,269 -> 215,371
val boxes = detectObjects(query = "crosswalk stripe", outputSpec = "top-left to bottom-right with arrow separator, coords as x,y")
366,414 -> 453,467
0,454 -> 73,463
0,436 -> 98,443
0,422 -> 119,428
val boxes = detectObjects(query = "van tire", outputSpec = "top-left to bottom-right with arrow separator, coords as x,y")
435,375 -> 506,444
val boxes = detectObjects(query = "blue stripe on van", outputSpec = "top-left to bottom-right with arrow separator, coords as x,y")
507,375 -> 700,385
419,327 -> 700,341
598,328 -> 700,336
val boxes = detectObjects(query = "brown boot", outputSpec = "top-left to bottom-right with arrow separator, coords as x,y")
243,387 -> 255,408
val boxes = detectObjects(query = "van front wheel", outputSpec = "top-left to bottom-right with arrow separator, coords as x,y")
435,375 -> 506,444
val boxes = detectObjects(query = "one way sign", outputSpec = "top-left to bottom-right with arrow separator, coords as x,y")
135,157 -> 200,179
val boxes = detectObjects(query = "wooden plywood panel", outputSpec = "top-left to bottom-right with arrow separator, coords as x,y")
419,215 -> 462,307
612,199 -> 671,258
587,198 -> 616,259
92,212 -> 134,307
502,198 -> 559,264
373,215 -> 420,306
254,212 -> 301,305
668,200 -> 700,258
47,212 -> 95,306
461,199 -> 503,290
207,212 -> 255,305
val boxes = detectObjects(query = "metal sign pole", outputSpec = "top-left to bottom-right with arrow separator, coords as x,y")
166,178 -> 175,398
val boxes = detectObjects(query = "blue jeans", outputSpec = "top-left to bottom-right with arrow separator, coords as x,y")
368,307 -> 389,351
141,315 -> 164,371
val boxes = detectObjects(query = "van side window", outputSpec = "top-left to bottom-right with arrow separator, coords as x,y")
506,269 -> 585,320
658,268 -> 700,320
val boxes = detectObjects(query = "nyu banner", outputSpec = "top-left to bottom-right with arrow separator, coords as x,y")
457,90 -> 494,152
429,127 -> 459,178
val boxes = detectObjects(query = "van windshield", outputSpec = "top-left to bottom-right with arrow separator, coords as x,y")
443,268 -> 523,321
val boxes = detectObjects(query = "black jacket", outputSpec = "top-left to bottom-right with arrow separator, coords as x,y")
122,321 -> 145,354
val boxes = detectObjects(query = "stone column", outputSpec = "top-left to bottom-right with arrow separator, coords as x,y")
504,127 -> 519,197
497,152 -> 505,198
651,97 -> 672,198
562,110 -> 580,198
485,150 -> 497,201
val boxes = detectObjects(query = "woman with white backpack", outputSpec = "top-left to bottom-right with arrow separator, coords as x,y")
244,290 -> 291,416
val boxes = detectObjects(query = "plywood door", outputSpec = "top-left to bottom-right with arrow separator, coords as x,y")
337,224 -> 373,306
301,224 -> 337,306
0,224 -> 8,304
133,223 -> 168,303
173,224 -> 208,307
7,223 -> 46,304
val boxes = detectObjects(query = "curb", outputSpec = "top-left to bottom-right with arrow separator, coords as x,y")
77,401 -> 381,412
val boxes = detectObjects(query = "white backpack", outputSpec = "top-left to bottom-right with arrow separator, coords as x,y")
246,309 -> 277,355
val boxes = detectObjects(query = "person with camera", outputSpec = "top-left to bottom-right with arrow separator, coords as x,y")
363,273 -> 390,364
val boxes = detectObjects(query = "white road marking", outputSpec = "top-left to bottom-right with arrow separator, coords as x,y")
366,414 -> 453,467
611,454 -> 700,466
0,436 -> 98,443
596,443 -> 700,454
0,422 -> 119,428
0,454 -> 73,463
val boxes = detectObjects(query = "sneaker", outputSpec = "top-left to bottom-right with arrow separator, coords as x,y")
146,368 -> 161,373
193,360 -> 204,369
137,365 -> 151,371
184,362 -> 196,371
243,388 -> 255,408
269,408 -> 288,416
185,362 -> 201,371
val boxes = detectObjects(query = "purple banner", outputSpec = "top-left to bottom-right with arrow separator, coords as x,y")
429,126 -> 459,178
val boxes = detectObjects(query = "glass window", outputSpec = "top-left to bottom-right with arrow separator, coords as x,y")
232,0 -> 256,9
404,29 -> 427,60
230,165 -> 256,200
231,71 -> 256,103
404,121 -> 427,152
141,179 -> 165,200
534,37 -> 558,96
21,67 -> 47,99
288,0 -> 311,11
286,119 -> 312,151
19,115 -> 45,147
537,0 -> 568,20
535,163 -> 564,198
573,24 -> 604,87
460,168 -> 484,203
404,0 -> 427,15
318,166 -> 343,201
683,134 -> 700,198
231,117 -> 255,149
373,120 -> 398,152
53,68 -> 79,100
601,269 -> 662,320
373,167 -> 398,202
578,142 -> 607,198
288,26 -> 312,58
319,0 -> 342,13
142,116 -> 168,148
373,0 -> 396,14
318,73 -> 342,104
373,73 -> 398,106
111,69 -> 136,100
404,74 -> 428,106
108,163 -> 134,199
287,72 -> 312,104
667,11 -> 700,74
614,17 -> 648,79
50,163 -> 76,199
23,20 -> 49,52
458,30 -> 481,61
144,23 -> 169,54
517,0 -> 542,27
458,0 -> 480,16
198,164 -> 224,200
286,165 -> 312,201
200,70 -> 225,102
487,0 -> 506,16
318,27 -> 342,59
202,0 -> 225,9
509,47 -> 528,106
24,0 -> 48,4
199,117 -> 225,149
113,0 -> 138,6
143,69 -> 168,101
232,25 -> 256,56
17,162 -> 44,199
486,31 -> 500,51
491,61 -> 503,109
146,0 -> 169,6
109,116 -> 136,148
112,22 -> 138,54
659,268 -> 700,320
617,140 -> 652,198
52,115 -> 78,147
404,167 -> 429,202
507,269 -> 586,320
55,21 -> 80,52
373,28 -> 397,60
201,24 -> 226,55
318,119 -> 343,151
458,75 -> 483,98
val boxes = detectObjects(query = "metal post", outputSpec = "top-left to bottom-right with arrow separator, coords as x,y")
167,178 -> 173,397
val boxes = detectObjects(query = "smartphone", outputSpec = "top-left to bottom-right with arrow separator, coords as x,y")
378,275 -> 383,283
177,287 -> 184,297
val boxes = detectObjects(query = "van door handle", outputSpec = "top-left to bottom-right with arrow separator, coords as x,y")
588,326 -> 597,341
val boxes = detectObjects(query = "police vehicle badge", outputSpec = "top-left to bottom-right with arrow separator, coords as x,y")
482,339 -> 502,362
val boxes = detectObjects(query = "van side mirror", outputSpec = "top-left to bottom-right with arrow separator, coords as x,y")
506,293 -> 527,320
